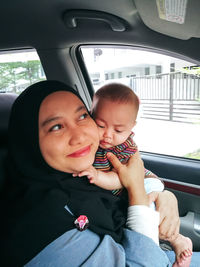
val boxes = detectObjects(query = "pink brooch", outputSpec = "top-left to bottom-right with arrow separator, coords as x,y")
74,215 -> 89,231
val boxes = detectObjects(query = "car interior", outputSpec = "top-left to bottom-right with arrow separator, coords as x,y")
0,0 -> 200,252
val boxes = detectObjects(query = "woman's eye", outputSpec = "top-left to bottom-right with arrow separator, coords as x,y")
79,113 -> 89,120
49,124 -> 62,132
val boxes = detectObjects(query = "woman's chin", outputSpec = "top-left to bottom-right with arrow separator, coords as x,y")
70,158 -> 95,173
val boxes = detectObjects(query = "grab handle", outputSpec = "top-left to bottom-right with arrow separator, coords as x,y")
64,10 -> 126,32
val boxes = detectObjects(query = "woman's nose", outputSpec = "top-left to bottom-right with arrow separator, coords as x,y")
68,128 -> 85,145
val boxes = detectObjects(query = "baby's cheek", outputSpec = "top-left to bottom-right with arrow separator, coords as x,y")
116,134 -> 129,145
98,128 -> 104,140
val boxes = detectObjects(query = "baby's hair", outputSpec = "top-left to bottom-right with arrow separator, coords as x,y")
91,83 -> 140,115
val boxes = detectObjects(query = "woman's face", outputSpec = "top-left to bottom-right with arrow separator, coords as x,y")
39,91 -> 99,173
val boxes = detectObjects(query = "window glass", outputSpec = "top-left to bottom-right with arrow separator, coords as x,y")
81,46 -> 200,160
0,50 -> 46,94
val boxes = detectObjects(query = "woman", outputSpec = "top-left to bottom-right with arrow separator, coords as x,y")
0,80 -> 198,266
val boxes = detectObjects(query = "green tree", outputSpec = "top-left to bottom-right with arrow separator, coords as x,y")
0,60 -> 43,93
0,62 -> 22,92
17,60 -> 43,84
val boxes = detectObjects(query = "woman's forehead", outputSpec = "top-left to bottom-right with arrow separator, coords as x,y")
39,91 -> 84,119
41,91 -> 82,108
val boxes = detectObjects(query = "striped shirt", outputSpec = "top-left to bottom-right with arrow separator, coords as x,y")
93,132 -> 156,195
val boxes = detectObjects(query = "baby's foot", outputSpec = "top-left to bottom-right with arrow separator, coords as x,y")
171,235 -> 192,267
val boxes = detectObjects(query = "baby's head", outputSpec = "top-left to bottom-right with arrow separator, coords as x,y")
91,83 -> 139,149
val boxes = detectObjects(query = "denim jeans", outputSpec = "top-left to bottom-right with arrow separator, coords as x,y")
26,228 -> 173,267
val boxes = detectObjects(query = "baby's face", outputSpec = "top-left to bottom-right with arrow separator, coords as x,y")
93,99 -> 136,149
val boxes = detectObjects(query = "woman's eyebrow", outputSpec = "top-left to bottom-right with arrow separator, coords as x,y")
40,105 -> 87,128
75,105 -> 87,113
40,116 -> 61,128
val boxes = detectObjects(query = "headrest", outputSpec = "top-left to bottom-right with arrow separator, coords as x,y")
0,93 -> 18,146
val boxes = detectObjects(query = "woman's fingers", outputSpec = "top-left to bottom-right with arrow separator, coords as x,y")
107,151 -> 144,188
128,150 -> 140,162
127,151 -> 144,168
107,150 -> 142,169
107,152 -> 123,171
108,151 -> 148,206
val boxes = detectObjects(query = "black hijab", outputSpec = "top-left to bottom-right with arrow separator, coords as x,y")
0,80 -> 127,267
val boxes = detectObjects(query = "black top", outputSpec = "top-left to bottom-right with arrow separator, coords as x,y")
0,80 -> 127,267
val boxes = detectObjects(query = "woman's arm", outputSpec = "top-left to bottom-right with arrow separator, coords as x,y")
107,151 -> 160,244
122,229 -> 171,267
107,152 -> 180,241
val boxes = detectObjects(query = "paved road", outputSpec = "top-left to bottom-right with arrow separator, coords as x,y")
134,118 -> 200,158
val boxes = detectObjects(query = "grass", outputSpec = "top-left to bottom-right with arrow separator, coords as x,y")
184,149 -> 200,160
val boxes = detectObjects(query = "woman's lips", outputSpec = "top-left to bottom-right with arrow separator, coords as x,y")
68,145 -> 91,158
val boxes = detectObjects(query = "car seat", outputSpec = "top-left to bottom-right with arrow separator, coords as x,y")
0,93 -> 18,190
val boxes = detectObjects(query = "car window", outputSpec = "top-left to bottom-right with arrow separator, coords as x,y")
80,46 -> 200,160
0,50 -> 46,94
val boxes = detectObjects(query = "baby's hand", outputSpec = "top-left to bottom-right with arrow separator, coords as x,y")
73,166 -> 98,184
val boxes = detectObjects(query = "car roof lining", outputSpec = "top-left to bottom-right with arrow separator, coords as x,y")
0,0 -> 200,61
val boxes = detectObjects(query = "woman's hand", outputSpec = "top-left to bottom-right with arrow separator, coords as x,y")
148,190 -> 180,240
107,151 -> 148,206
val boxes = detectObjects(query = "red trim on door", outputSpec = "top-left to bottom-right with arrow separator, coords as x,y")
164,181 -> 200,196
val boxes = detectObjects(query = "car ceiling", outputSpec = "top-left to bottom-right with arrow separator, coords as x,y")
1,0 -> 200,62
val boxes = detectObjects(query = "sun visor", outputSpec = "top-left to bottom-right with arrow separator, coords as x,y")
134,0 -> 200,40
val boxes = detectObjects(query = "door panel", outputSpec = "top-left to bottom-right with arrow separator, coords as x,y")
168,189 -> 200,251
142,152 -> 200,251
142,152 -> 200,185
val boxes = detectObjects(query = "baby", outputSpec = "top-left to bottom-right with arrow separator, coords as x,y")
74,83 -> 192,267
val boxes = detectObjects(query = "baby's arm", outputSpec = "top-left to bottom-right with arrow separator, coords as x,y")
74,166 -> 122,190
